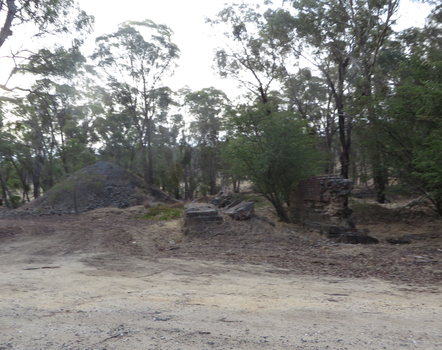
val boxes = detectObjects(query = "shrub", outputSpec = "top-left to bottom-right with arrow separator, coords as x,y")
140,205 -> 183,221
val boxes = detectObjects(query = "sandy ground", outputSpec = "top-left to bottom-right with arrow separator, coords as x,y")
0,209 -> 442,349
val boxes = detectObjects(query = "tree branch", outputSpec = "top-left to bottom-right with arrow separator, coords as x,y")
0,83 -> 31,92
0,0 -> 17,49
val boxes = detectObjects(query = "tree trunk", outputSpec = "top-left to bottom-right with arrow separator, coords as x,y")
335,56 -> 351,179
338,107 -> 351,179
272,198 -> 290,223
140,142 -> 149,184
364,79 -> 387,203
183,167 -> 189,200
0,162 -> 13,209
32,165 -> 41,199
372,148 -> 386,203
10,159 -> 30,202
0,0 -> 17,49
209,154 -> 217,195
146,140 -> 154,186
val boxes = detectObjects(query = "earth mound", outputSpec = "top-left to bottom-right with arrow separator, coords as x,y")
17,161 -> 175,215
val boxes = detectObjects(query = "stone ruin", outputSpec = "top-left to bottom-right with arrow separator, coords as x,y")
182,190 -> 275,233
181,203 -> 224,234
289,175 -> 378,244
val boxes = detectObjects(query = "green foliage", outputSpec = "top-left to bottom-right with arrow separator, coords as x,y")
140,205 -> 183,221
0,0 -> 94,52
199,184 -> 208,197
186,87 -> 228,147
8,194 -> 21,209
169,161 -> 183,199
230,192 -> 268,208
18,44 -> 87,79
224,104 -> 321,222
91,19 -> 180,185
412,123 -> 442,213
208,4 -> 294,103
49,179 -> 73,202
1,0 -> 441,221
183,87 -> 229,196
376,18 -> 442,214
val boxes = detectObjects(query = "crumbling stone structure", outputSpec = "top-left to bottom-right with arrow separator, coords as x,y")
182,203 -> 223,234
289,175 -> 376,243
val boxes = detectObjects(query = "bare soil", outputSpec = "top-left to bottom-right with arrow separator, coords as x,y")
0,205 -> 441,349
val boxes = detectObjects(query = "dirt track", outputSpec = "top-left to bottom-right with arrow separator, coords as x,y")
1,208 -> 442,349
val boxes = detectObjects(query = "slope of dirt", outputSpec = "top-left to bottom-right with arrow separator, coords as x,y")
0,207 -> 441,349
14,161 -> 174,216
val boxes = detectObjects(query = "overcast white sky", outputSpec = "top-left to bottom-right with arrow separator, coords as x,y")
78,0 -> 247,99
78,0 -> 431,99
0,0 -> 432,100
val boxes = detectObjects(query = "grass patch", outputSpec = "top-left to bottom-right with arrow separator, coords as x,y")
230,192 -> 270,208
140,205 -> 183,221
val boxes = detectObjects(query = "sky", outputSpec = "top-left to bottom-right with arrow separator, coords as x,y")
0,0 -> 433,100
78,0 -> 431,92
77,0 -> 248,99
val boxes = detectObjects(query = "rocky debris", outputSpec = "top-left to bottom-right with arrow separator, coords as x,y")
211,197 -> 222,206
336,233 -> 379,244
225,201 -> 255,220
212,188 -> 235,208
290,175 -> 378,244
384,232 -> 440,244
386,236 -> 413,244
12,161 -> 174,216
225,200 -> 241,210
253,214 -> 276,227
182,204 -> 223,234
351,187 -> 376,199
290,175 -> 353,226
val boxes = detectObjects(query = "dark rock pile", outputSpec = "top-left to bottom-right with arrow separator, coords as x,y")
14,161 -> 174,216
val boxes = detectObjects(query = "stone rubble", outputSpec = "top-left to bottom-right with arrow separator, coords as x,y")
290,175 -> 378,244
225,201 -> 255,220
182,204 -> 223,234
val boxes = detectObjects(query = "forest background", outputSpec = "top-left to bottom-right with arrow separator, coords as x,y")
0,0 -> 441,222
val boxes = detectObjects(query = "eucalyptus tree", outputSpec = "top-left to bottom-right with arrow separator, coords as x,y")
290,0 -> 400,202
1,42 -> 98,196
0,117 -> 15,207
94,111 -> 138,170
208,4 -> 295,104
375,6 -> 442,214
224,103 -> 320,222
283,67 -> 337,172
209,4 -> 324,203
89,84 -> 138,171
91,20 -> 180,185
7,80 -> 96,191
0,0 -> 93,91
185,87 -> 228,195
0,8 -> 94,200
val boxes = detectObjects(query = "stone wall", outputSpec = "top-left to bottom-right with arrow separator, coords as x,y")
289,175 -> 355,236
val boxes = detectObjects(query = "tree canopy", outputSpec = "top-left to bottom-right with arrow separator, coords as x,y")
1,0 -> 442,219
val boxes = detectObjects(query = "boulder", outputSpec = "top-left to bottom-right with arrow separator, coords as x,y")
226,201 -> 255,220
386,236 -> 412,244
182,204 -> 223,234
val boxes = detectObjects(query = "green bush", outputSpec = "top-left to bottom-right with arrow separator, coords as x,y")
224,104 -> 321,222
140,205 -> 183,221
9,195 -> 22,209
230,192 -> 269,208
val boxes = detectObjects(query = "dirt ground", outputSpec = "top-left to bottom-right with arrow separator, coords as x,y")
0,205 -> 442,350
